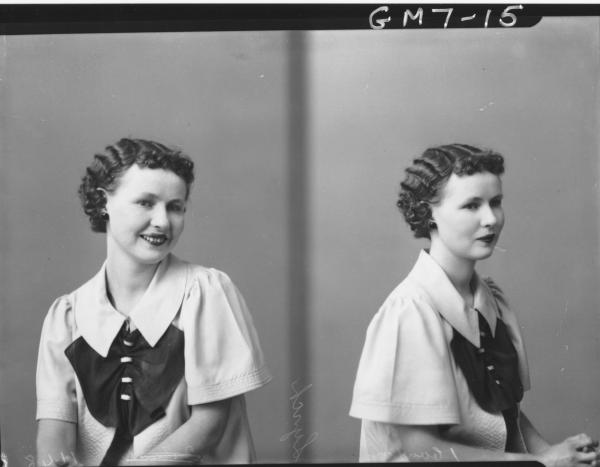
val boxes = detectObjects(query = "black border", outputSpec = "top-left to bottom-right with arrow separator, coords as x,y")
0,4 -> 598,34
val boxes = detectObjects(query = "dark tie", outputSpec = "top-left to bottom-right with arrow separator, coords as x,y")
65,321 -> 185,465
450,311 -> 524,451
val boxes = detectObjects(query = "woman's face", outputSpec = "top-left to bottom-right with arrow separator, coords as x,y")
430,171 -> 504,264
104,164 -> 188,267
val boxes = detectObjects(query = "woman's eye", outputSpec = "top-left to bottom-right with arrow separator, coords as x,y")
463,203 -> 479,210
137,200 -> 153,207
169,203 -> 185,213
490,198 -> 503,208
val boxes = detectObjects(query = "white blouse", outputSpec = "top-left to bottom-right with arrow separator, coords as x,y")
36,254 -> 272,465
349,250 -> 530,461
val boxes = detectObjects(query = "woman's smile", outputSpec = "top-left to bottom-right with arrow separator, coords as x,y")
140,232 -> 169,247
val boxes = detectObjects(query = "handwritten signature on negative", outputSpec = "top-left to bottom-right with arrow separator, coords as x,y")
279,380 -> 318,462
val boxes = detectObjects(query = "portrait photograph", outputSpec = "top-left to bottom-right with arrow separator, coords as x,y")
0,4 -> 598,466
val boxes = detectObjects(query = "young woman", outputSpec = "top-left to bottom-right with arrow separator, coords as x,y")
350,144 -> 599,466
36,138 -> 272,466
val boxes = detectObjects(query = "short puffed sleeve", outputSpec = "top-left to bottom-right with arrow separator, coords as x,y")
180,267 -> 272,405
350,294 -> 460,425
36,295 -> 78,422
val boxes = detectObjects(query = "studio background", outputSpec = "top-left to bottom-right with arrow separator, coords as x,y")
1,17 -> 599,464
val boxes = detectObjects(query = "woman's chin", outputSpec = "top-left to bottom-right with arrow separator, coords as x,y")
130,248 -> 172,266
473,247 -> 495,261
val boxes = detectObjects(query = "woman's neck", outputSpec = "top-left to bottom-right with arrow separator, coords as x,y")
105,249 -> 159,316
428,242 -> 476,305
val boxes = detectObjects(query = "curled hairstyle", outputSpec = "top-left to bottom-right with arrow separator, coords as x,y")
78,138 -> 195,233
397,143 -> 504,239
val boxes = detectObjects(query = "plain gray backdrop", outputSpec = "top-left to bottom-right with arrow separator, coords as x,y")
1,17 -> 599,465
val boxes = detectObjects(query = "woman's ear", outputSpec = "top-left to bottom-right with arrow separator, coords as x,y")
97,188 -> 111,215
97,187 -> 111,205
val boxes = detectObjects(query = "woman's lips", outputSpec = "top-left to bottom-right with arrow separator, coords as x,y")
140,234 -> 168,246
477,234 -> 496,244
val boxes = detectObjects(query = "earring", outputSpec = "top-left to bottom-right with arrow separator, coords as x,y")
429,220 -> 437,229
100,209 -> 109,220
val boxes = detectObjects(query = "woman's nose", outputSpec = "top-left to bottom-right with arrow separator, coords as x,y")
481,204 -> 498,226
151,205 -> 169,228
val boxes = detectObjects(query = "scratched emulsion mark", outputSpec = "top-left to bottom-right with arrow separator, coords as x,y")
26,449 -> 202,466
479,101 -> 495,112
279,380 -> 318,462
25,451 -> 79,467
556,300 -> 569,337
134,451 -> 203,465
407,446 -> 460,462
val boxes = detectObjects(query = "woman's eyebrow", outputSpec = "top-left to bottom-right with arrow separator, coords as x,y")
460,196 -> 482,202
136,192 -> 158,198
135,192 -> 185,202
460,193 -> 503,202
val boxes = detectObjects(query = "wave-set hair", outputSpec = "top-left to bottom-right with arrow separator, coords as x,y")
78,138 -> 195,233
397,143 -> 504,239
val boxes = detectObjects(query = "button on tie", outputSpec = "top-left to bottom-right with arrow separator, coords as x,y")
123,339 -> 134,347
121,377 -> 133,383
120,394 -> 132,401
120,356 -> 132,363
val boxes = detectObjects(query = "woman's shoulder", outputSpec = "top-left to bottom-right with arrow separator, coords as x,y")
180,262 -> 245,308
42,294 -> 75,331
481,277 -> 508,304
184,263 -> 237,290
384,275 -> 437,310
185,262 -> 231,279
374,277 -> 442,326
67,268 -> 105,302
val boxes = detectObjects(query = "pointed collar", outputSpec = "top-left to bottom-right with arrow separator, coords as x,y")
73,254 -> 189,357
407,250 -> 499,348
